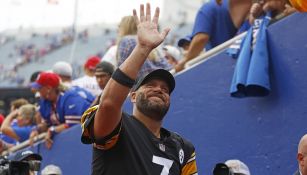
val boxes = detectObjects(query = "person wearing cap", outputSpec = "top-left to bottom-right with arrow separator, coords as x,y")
72,56 -> 102,97
80,3 -> 198,175
225,159 -> 251,175
213,162 -> 233,175
177,35 -> 192,51
52,61 -> 95,104
0,104 -> 37,152
41,164 -> 62,175
52,61 -> 73,87
11,150 -> 42,175
213,159 -> 251,175
29,71 -> 43,105
175,0 -> 252,72
295,134 -> 307,175
29,72 -> 91,149
91,61 -> 115,106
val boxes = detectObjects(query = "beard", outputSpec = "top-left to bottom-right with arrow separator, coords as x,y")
136,92 -> 170,121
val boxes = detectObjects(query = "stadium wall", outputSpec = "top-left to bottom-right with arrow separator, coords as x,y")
0,88 -> 35,115
23,13 -> 307,175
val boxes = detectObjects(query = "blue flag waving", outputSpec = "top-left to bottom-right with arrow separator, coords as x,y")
230,13 -> 271,97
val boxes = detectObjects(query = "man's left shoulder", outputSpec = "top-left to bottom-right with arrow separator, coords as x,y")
168,130 -> 195,150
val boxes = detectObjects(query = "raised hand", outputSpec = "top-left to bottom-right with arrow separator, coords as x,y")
133,3 -> 170,50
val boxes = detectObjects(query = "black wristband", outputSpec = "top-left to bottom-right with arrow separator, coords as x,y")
112,68 -> 135,88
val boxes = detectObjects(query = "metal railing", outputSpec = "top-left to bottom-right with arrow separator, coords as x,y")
1,133 -> 47,156
175,12 -> 289,75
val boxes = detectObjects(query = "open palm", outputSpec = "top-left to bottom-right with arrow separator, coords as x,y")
133,3 -> 170,50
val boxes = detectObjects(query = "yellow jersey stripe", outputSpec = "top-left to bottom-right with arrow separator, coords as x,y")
181,152 -> 198,175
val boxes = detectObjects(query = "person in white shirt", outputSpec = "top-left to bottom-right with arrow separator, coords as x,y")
52,61 -> 73,88
72,56 -> 101,96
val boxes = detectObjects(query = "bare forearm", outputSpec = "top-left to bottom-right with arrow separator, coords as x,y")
94,3 -> 168,138
53,124 -> 69,133
183,34 -> 208,63
1,112 -> 19,140
95,44 -> 153,137
1,112 -> 16,131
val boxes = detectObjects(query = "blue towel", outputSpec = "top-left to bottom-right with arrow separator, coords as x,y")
230,28 -> 253,97
230,13 -> 271,97
226,20 -> 251,59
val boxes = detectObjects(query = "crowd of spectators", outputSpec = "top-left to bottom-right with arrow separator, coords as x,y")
0,0 -> 305,174
0,28 -> 89,87
0,35 -> 15,47
11,28 -> 75,65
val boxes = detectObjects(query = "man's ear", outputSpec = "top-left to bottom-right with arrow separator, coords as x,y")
130,92 -> 137,103
298,153 -> 304,166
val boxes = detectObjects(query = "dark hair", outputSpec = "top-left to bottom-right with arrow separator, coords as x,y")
30,71 -> 42,83
95,61 -> 115,75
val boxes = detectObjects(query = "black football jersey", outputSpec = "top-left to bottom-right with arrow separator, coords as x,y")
81,106 -> 198,175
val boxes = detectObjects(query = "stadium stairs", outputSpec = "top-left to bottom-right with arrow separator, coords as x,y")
8,13 -> 307,175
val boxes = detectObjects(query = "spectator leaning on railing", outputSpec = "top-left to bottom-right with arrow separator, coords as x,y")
29,72 -> 91,149
175,0 -> 252,72
0,104 -> 37,153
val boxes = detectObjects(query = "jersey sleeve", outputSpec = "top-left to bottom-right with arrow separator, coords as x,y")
177,134 -> 198,175
80,105 -> 122,150
181,151 -> 198,175
63,94 -> 90,126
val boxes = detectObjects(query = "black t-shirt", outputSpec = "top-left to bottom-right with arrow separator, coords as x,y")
81,106 -> 198,175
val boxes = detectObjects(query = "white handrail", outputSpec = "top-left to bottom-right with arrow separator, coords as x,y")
2,133 -> 47,156
181,12 -> 289,73
186,31 -> 247,68
169,31 -> 247,76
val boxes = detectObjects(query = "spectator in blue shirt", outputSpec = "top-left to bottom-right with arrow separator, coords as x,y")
175,0 -> 252,72
0,104 -> 36,152
29,72 -> 91,149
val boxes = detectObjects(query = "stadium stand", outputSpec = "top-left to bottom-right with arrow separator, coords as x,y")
0,28 -> 116,87
1,12 -> 306,175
